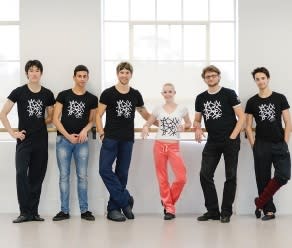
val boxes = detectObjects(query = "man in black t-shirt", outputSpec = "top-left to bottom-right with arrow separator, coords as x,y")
245,67 -> 291,221
52,65 -> 98,222
0,60 -> 55,223
96,62 -> 151,222
194,65 -> 245,223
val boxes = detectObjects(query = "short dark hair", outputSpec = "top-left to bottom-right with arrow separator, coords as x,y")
25,60 -> 43,74
74,65 -> 89,76
116,62 -> 133,74
201,65 -> 221,78
251,67 -> 270,79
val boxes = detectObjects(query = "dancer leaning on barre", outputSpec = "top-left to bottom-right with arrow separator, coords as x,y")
142,83 -> 191,220
245,67 -> 291,221
0,60 -> 55,223
194,65 -> 245,223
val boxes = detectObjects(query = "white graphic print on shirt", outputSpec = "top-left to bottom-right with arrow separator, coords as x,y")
27,99 -> 43,118
116,100 -> 132,118
258,103 -> 275,121
161,117 -> 180,136
203,100 -> 222,120
67,100 -> 85,119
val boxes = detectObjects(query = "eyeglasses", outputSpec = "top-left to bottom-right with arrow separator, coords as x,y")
204,74 -> 218,79
162,90 -> 174,94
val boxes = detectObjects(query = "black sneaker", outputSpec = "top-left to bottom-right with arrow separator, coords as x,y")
107,210 -> 126,222
261,214 -> 275,221
13,214 -> 32,223
197,212 -> 220,221
129,196 -> 134,209
164,212 -> 176,220
81,211 -> 95,221
32,214 -> 45,221
122,205 -> 135,219
52,211 -> 70,221
220,215 -> 230,223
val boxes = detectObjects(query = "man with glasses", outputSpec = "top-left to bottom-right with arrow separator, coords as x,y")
194,65 -> 245,223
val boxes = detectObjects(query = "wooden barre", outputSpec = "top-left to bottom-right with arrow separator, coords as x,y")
0,127 -> 256,133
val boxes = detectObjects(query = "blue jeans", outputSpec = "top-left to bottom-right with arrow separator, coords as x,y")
99,138 -> 133,212
56,135 -> 89,214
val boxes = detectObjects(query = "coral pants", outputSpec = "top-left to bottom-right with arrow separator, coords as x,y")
153,141 -> 187,214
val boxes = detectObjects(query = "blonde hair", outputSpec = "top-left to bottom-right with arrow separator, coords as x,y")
162,83 -> 176,91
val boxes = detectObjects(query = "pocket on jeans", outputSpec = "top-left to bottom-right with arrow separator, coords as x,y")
283,141 -> 290,154
56,135 -> 63,145
102,138 -> 115,150
227,138 -> 238,144
227,138 -> 240,151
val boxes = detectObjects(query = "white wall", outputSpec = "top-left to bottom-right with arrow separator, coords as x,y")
20,0 -> 102,95
237,0 -> 292,214
1,0 -> 292,216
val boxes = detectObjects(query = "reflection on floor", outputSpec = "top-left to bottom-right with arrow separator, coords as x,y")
0,214 -> 290,248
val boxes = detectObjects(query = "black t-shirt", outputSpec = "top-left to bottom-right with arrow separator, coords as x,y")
245,92 -> 290,142
8,84 -> 55,138
195,87 -> 241,142
56,89 -> 98,135
100,86 -> 144,141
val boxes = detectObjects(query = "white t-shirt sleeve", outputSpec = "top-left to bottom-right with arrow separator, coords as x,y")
181,106 -> 189,117
152,106 -> 160,118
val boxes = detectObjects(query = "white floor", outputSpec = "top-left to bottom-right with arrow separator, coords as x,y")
0,213 -> 291,248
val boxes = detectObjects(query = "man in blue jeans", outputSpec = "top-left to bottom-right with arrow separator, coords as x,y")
96,62 -> 151,222
53,65 -> 98,221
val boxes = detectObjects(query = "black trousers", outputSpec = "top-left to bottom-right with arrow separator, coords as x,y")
200,138 -> 240,216
15,133 -> 48,216
253,139 -> 291,214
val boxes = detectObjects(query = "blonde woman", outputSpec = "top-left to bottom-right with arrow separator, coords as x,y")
142,83 -> 191,220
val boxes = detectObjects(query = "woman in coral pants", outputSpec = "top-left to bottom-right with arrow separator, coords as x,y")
142,83 -> 191,220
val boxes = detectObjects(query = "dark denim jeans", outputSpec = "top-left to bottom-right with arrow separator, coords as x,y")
99,138 -> 134,212
253,139 -> 291,214
199,138 -> 240,216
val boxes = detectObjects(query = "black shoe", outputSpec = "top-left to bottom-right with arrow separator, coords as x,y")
32,214 -> 45,221
81,211 -> 95,221
262,214 -> 275,221
255,208 -> 261,219
13,214 -> 32,223
52,211 -> 70,221
164,212 -> 176,220
254,197 -> 262,218
122,205 -> 135,219
220,215 -> 230,223
197,212 -> 220,221
129,196 -> 134,209
107,210 -> 126,222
